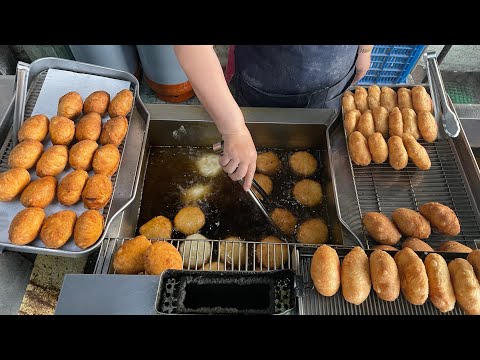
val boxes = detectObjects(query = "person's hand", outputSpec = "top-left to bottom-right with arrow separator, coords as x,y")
219,126 -> 257,191
353,48 -> 372,84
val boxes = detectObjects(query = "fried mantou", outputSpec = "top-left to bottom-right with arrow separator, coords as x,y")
372,106 -> 389,138
354,86 -> 368,113
402,108 -> 420,139
357,110 -> 375,138
18,114 -> 49,142
292,179 -> 323,207
296,218 -> 328,244
288,151 -> 317,177
256,151 -> 281,175
367,85 -> 381,110
69,140 -> 98,171
342,91 -> 356,112
75,112 -> 102,142
270,208 -> 297,235
49,116 -> 75,145
448,258 -> 480,315
57,169 -> 89,206
8,207 -> 45,245
108,89 -> 133,117
412,86 -> 432,113
388,107 -> 403,137
256,236 -> 289,269
419,202 -> 460,236
40,210 -> 77,249
348,131 -> 371,166
343,109 -> 361,136
392,208 -> 431,239
144,240 -> 182,275
401,237 -> 434,252
370,250 -> 400,302
139,215 -> 173,239
467,250 -> 480,282
417,110 -> 438,142
99,115 -> 128,146
36,145 -> 68,177
113,235 -> 151,274
368,132 -> 388,164
74,210 -> 104,249
439,241 -> 472,253
0,168 -> 30,201
218,237 -> 247,268
380,86 -> 398,112
174,206 -> 205,235
402,133 -> 431,170
92,144 -> 120,177
252,173 -> 273,200
82,174 -> 113,210
394,248 -> 429,305
20,176 -> 57,208
397,87 -> 413,110
57,91 -> 83,119
362,212 -> 401,245
83,90 -> 110,116
341,247 -> 371,305
425,253 -> 456,313
8,140 -> 43,170
310,245 -> 341,296
387,136 -> 408,170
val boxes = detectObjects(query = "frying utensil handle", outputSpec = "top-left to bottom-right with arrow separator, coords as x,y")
12,61 -> 30,146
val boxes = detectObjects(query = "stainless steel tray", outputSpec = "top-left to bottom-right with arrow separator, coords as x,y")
329,84 -> 480,250
296,246 -> 467,315
0,58 -> 150,257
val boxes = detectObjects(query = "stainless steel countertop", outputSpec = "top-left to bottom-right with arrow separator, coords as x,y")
0,76 -> 14,122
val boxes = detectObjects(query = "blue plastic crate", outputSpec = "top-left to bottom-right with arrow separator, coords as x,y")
358,45 -> 426,85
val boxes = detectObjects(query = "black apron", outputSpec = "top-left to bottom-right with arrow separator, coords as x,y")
232,45 -> 357,110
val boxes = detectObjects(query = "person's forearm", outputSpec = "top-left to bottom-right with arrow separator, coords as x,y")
174,45 -> 245,135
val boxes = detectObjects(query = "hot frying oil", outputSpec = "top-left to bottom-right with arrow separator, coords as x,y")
137,147 -> 328,241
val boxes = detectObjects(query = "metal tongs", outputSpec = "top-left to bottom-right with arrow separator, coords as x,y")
213,141 -> 283,235
12,61 -> 30,147
425,51 -> 461,138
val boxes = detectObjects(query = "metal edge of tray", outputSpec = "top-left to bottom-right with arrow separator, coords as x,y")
328,83 -> 480,248
0,57 -> 150,257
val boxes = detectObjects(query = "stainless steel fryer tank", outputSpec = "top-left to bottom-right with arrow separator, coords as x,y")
94,104 -> 356,274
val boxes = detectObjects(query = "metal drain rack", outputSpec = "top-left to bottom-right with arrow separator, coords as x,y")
297,247 -> 466,315
94,237 -> 301,274
350,139 -> 480,250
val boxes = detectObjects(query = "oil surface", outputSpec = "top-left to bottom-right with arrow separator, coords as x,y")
137,147 -> 329,242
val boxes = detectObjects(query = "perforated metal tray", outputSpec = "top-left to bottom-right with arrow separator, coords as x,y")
0,58 -> 150,256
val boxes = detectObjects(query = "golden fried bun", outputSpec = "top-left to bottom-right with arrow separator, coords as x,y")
92,144 -> 120,176
392,208 -> 431,239
113,235 -> 151,274
202,261 -> 227,271
144,241 -> 183,275
342,91 -> 356,112
371,245 -> 398,251
57,91 -> 83,119
271,208 -> 297,235
402,237 -> 434,252
289,151 -> 318,177
218,236 -> 247,268
256,236 -> 289,269
49,116 -> 75,146
348,131 -> 371,166
18,114 -> 49,142
36,145 -> 68,177
0,168 -> 30,201
179,235 -> 212,268
297,218 -> 328,244
69,140 -> 98,171
99,115 -> 128,146
252,173 -> 273,200
108,89 -> 134,118
57,170 -> 89,206
74,210 -> 104,249
256,151 -> 281,176
196,154 -> 222,177
419,202 -> 460,236
362,212 -> 401,246
20,176 -> 57,208
75,112 -> 102,142
82,174 -> 113,210
8,207 -> 45,245
292,179 -> 323,207
83,90 -> 110,116
40,210 -> 77,249
438,241 -> 472,253
139,215 -> 173,239
174,206 -> 205,235
8,140 -> 43,170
